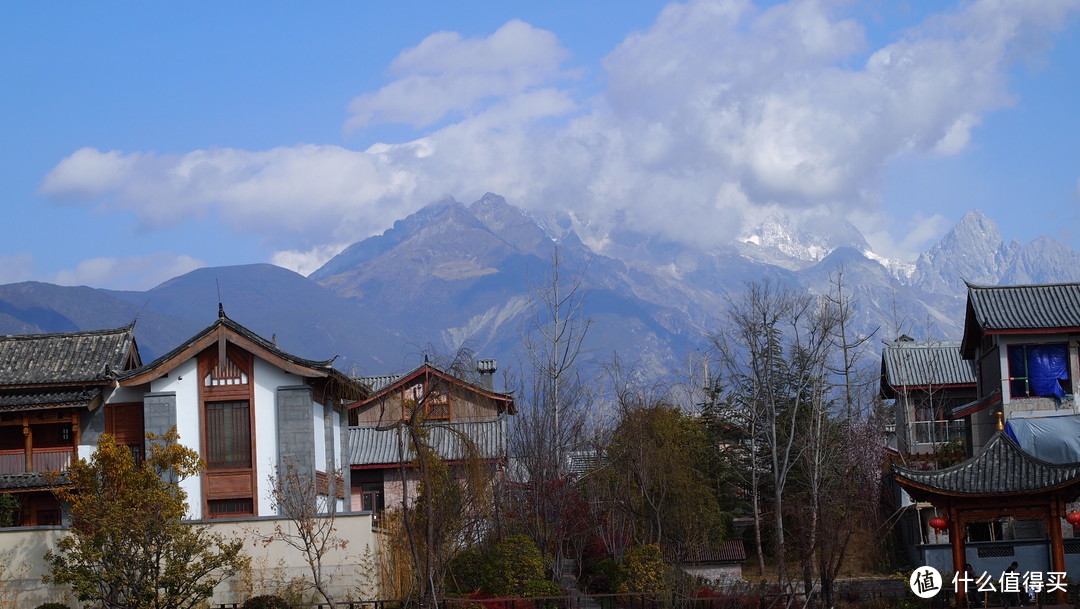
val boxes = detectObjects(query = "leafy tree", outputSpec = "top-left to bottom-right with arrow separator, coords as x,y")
0,492 -> 18,527
375,349 -> 495,608
601,399 -> 728,557
618,544 -> 666,596
44,430 -> 247,609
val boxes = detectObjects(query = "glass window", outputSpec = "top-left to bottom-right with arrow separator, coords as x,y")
1008,344 -> 1070,399
361,483 -> 384,513
207,498 -> 253,517
205,401 -> 251,468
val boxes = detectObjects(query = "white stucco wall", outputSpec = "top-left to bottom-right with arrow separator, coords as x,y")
0,512 -> 378,607
146,358 -> 203,518
314,401 -> 327,471
331,408 -> 341,470
253,357 -> 303,516
106,384 -> 147,404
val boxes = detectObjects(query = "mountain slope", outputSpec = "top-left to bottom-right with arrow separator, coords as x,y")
4,198 -> 1080,383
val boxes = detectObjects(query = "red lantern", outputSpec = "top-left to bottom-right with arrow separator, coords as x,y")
928,517 -> 949,532
1066,511 -> 1080,526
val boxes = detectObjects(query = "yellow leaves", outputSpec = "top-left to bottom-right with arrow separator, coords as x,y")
46,426 -> 245,609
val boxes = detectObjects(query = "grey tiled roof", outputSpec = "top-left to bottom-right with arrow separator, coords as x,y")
349,415 -> 507,466
356,372 -> 411,394
0,325 -> 136,386
566,449 -> 601,476
880,339 -> 975,394
666,541 -> 747,564
967,282 -> 1080,331
962,282 -> 1080,356
355,363 -> 510,399
0,387 -> 100,411
121,312 -> 336,381
0,472 -> 69,491
893,431 -> 1080,497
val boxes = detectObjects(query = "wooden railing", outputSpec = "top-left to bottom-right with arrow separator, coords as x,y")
0,447 -> 74,475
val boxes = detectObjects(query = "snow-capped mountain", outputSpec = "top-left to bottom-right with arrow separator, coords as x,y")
2,197 -> 1079,383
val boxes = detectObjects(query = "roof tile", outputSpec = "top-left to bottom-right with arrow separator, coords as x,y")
349,416 -> 507,466
894,431 -> 1080,496
0,326 -> 135,386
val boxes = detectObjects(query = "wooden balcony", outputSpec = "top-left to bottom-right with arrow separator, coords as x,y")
0,447 -> 75,475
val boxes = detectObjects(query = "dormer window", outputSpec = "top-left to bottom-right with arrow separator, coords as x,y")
1008,343 -> 1070,399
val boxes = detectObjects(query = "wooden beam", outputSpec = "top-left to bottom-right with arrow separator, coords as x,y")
1049,496 -> 1067,605
23,416 -> 31,473
72,410 -> 81,461
949,504 -> 966,609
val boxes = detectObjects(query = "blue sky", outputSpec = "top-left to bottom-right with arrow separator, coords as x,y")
3,0 -> 1079,290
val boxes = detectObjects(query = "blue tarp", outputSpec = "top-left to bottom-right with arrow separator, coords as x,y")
1005,415 -> 1080,464
1009,344 -> 1068,399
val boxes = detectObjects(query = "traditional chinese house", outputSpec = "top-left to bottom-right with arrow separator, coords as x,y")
347,359 -> 514,513
894,416 -> 1080,606
0,325 -> 141,525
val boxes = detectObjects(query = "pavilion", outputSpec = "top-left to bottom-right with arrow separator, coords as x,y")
893,416 -> 1080,607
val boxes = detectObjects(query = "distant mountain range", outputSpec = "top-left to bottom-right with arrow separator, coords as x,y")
3,195 -> 1080,383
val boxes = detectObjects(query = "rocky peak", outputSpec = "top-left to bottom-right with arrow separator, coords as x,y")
468,193 -> 551,256
1001,235 -> 1080,286
911,209 -> 1014,294
736,213 -> 871,270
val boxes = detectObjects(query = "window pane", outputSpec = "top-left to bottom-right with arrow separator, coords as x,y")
206,401 -> 251,468
1027,344 -> 1068,398
1008,344 -> 1070,399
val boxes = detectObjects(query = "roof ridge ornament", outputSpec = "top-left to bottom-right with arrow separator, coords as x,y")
218,302 -> 226,319
996,410 -> 1004,431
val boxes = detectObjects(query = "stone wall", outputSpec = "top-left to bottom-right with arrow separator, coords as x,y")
0,512 -> 377,607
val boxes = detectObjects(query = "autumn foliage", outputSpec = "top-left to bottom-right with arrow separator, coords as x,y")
44,429 -> 247,609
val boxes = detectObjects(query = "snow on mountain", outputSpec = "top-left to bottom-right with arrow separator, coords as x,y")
736,214 -> 869,269
5,196 -> 1080,385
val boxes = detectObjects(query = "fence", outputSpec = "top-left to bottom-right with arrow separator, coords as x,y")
0,447 -> 73,474
213,585 -> 915,609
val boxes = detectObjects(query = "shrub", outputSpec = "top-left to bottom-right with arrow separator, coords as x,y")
448,534 -> 549,598
241,594 -> 291,609
484,534 -> 546,596
618,544 -> 666,596
583,557 -> 619,594
523,579 -> 561,609
448,546 -> 487,594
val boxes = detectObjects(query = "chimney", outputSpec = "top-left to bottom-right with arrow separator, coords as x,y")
476,359 -> 497,391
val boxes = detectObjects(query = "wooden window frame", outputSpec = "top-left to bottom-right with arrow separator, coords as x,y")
198,345 -> 257,519
1007,342 -> 1071,399
204,401 -> 252,469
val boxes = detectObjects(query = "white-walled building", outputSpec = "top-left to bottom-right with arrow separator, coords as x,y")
0,306 -> 368,523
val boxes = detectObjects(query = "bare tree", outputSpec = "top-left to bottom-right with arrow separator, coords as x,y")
712,280 -> 838,596
825,267 -> 878,418
265,459 -> 349,609
508,248 -> 595,579
374,348 -> 495,609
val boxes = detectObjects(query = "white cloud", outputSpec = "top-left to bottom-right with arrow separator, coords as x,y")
41,148 -> 147,198
51,253 -> 205,291
0,254 -> 34,284
271,243 -> 350,277
346,19 -> 576,131
40,1 -> 1080,263
856,212 -> 952,262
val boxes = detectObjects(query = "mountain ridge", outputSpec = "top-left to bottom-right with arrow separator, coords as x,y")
3,200 -> 1079,382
